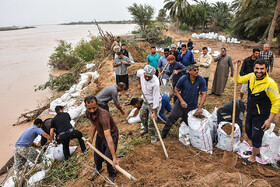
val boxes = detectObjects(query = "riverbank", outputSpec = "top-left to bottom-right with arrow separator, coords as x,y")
0,26 -> 35,31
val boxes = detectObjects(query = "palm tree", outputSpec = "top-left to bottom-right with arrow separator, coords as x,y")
209,2 -> 232,31
164,0 -> 191,31
194,0 -> 212,29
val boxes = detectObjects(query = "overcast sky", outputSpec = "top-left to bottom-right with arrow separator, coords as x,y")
0,0 -> 233,27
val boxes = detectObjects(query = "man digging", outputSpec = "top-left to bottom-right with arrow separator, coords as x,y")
234,59 -> 280,165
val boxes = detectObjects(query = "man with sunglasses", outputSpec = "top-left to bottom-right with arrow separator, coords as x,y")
161,63 -> 207,138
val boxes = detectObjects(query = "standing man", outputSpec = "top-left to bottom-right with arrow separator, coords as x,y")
162,63 -> 207,138
177,44 -> 194,67
146,46 -> 161,76
111,36 -> 121,50
113,51 -> 131,97
96,83 -> 126,114
157,48 -> 170,85
177,40 -> 183,51
13,119 -> 52,178
187,39 -> 194,50
137,65 -> 161,144
260,44 -> 274,73
85,95 -> 119,183
165,55 -> 187,102
234,59 -> 280,165
239,48 -> 260,100
170,44 -> 179,58
209,47 -> 233,96
50,106 -> 86,160
197,47 -> 212,90
120,43 -> 129,57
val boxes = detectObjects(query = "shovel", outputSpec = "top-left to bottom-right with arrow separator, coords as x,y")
222,63 -> 239,167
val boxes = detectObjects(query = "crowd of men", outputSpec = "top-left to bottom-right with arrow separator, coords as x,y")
13,36 -> 279,183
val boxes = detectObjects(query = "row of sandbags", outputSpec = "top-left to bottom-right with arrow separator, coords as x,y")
192,32 -> 240,43
179,108 -> 280,166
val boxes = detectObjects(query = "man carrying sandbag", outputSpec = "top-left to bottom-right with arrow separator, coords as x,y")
161,63 -> 207,138
235,59 -> 280,166
84,95 -> 119,183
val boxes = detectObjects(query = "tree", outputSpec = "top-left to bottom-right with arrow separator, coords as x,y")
209,2 -> 232,31
157,8 -> 167,22
267,0 -> 280,45
183,5 -> 206,30
127,3 -> 154,31
194,0 -> 212,29
164,0 -> 191,31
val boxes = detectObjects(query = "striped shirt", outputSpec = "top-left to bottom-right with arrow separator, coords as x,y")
260,51 -> 274,69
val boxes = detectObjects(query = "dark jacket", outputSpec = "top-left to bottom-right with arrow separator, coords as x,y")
240,56 -> 258,76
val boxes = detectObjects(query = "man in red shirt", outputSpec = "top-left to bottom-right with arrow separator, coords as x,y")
85,95 -> 119,183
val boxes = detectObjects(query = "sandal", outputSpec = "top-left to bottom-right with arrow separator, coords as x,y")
243,151 -> 261,158
242,158 -> 255,166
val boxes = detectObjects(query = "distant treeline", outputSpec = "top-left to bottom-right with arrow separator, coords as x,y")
61,20 -> 135,25
0,26 -> 35,31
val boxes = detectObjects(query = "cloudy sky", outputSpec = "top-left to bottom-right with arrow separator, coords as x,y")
0,0 -> 233,27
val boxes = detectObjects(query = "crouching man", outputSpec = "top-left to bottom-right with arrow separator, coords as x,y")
85,95 -> 119,183
13,118 -> 52,178
161,63 -> 207,138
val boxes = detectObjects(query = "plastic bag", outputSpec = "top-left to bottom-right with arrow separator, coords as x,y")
188,109 -> 213,154
179,121 -> 190,146
53,144 -> 78,161
216,122 -> 241,152
27,170 -> 47,186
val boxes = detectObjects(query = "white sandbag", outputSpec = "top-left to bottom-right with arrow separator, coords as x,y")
179,121 -> 190,146
216,122 -> 241,152
27,170 -> 47,186
53,144 -> 78,161
60,93 -> 70,102
4,176 -> 16,187
207,107 -> 218,143
33,135 -> 41,145
70,120 -> 75,127
193,50 -> 199,54
50,98 -> 64,112
86,63 -> 95,70
188,109 -> 213,154
126,108 -> 141,124
70,92 -> 80,98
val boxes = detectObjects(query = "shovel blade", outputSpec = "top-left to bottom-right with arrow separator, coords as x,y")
222,151 -> 238,168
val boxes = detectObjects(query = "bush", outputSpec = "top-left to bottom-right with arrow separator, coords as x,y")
48,40 -> 80,70
74,37 -> 103,62
179,23 -> 189,31
141,26 -> 172,45
35,73 -> 79,92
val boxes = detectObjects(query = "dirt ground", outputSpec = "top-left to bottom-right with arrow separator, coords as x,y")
67,28 -> 280,187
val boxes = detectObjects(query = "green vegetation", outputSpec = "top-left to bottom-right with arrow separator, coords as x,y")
127,3 -> 155,31
142,26 -> 172,45
61,20 -> 134,25
157,8 -> 168,22
0,26 -> 35,31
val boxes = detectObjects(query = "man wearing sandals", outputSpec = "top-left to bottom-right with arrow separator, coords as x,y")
85,95 -> 119,183
235,59 -> 280,165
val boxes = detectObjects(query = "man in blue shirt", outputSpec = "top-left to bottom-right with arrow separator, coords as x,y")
177,44 -> 194,67
13,118 -> 51,177
157,48 -> 170,85
161,63 -> 207,138
146,46 -> 161,76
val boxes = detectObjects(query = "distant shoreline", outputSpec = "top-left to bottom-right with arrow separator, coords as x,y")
0,26 -> 36,32
61,20 -> 135,25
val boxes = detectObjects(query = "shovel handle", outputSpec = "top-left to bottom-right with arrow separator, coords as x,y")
230,63 -> 238,152
82,137 -> 136,181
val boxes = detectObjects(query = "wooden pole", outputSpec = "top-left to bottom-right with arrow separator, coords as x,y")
230,63 -> 238,152
141,93 -> 169,159
82,137 -> 136,181
159,61 -> 169,84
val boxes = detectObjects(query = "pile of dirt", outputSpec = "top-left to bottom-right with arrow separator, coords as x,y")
193,113 -> 205,119
222,123 -> 235,135
127,41 -> 151,62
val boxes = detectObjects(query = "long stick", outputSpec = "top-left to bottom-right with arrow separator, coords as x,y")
82,137 -> 136,181
141,93 -> 169,159
230,63 -> 238,152
159,62 -> 169,84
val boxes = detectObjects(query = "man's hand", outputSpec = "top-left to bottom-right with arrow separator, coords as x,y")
270,68 -> 273,73
174,70 -> 180,74
262,121 -> 271,131
158,72 -> 162,78
138,84 -> 141,89
233,59 -> 242,67
121,110 -> 125,115
180,100 -> 188,108
113,158 -> 119,168
146,62 -> 149,65
152,112 -> 157,120
194,108 -> 203,116
86,138 -> 93,144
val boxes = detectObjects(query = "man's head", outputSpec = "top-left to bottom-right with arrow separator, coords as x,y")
143,65 -> 156,81
55,105 -> 64,114
117,51 -> 123,59
179,40 -> 182,43
189,39 -> 191,42
34,118 -> 43,128
221,47 -> 227,56
202,47 -> 208,56
84,95 -> 98,116
121,43 -> 126,50
117,82 -> 126,92
151,46 -> 156,54
164,48 -> 170,57
113,45 -> 120,52
116,36 -> 121,42
254,59 -> 268,79
181,44 -> 187,51
167,55 -> 175,65
252,48 -> 260,58
129,98 -> 141,108
187,63 -> 199,78
263,44 -> 270,52
171,44 -> 176,51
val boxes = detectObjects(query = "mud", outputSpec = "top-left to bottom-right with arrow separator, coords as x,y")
222,123 -> 236,135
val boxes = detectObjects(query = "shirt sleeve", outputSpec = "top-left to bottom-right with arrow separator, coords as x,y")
112,91 -> 120,106
36,127 -> 44,135
266,82 -> 280,114
177,52 -> 182,61
200,77 -> 207,92
235,73 -> 251,84
179,63 -> 187,72
152,84 -> 160,109
146,55 -> 149,62
157,57 -> 162,68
